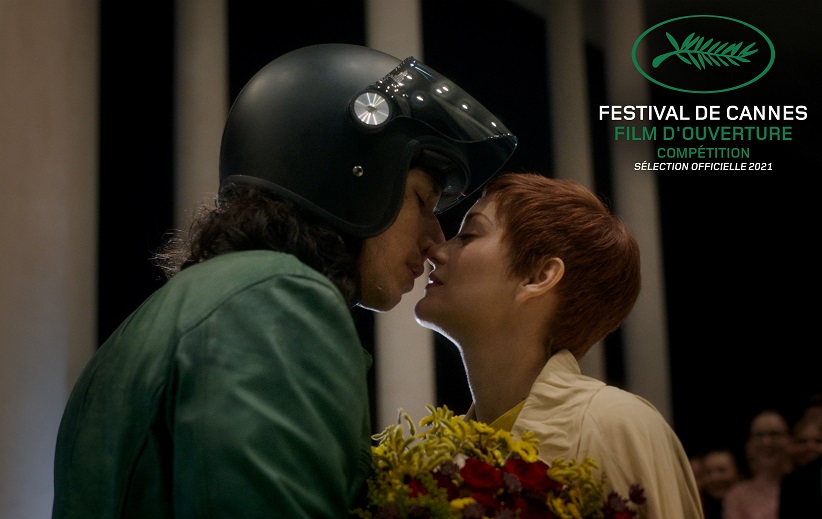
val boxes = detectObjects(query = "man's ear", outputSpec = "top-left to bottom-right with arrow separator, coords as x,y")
518,257 -> 564,302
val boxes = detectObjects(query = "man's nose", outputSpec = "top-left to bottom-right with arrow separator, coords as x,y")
420,217 -> 445,256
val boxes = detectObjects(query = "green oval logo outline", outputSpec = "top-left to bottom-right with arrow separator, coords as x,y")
632,15 -> 775,94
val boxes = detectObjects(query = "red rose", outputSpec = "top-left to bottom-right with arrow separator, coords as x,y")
408,477 -> 427,498
471,490 -> 502,511
460,458 -> 503,490
504,458 -> 560,493
433,472 -> 459,500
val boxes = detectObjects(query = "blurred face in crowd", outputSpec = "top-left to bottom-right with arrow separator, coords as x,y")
689,456 -> 706,492
702,450 -> 740,500
790,417 -> 822,467
745,410 -> 792,474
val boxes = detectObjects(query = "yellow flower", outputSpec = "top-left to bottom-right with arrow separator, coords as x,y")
349,405 -> 644,519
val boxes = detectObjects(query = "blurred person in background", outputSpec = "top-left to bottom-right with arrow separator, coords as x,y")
722,409 -> 793,519
700,447 -> 741,519
778,411 -> 822,518
779,450 -> 822,518
787,414 -> 822,468
690,452 -> 707,497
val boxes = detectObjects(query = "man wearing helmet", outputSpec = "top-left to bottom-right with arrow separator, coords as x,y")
52,44 -> 516,518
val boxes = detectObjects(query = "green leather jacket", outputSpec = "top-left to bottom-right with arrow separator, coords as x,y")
53,250 -> 373,518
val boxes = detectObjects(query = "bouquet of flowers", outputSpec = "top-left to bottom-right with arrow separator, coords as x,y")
350,405 -> 644,519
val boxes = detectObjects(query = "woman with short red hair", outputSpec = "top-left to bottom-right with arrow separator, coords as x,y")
415,172 -> 703,519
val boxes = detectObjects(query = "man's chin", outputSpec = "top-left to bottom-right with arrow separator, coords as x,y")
356,292 -> 400,313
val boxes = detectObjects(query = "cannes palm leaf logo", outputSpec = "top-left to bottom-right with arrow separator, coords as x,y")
652,32 -> 758,70
634,16 -> 773,93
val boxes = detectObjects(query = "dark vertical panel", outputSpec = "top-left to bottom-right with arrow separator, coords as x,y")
421,0 -> 551,412
98,1 -> 175,342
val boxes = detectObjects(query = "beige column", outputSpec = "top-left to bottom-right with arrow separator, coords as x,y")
365,0 -> 437,430
601,0 -> 672,421
542,0 -> 606,380
519,0 -> 671,418
0,0 -> 98,515
173,0 -> 227,228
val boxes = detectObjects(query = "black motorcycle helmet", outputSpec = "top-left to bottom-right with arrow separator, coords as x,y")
219,43 -> 517,237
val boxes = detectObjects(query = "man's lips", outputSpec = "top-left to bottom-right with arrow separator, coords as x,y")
427,273 -> 443,286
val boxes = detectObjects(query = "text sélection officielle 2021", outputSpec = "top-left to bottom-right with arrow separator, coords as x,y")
599,104 -> 808,171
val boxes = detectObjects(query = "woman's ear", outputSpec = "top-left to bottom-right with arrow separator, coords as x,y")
518,257 -> 564,302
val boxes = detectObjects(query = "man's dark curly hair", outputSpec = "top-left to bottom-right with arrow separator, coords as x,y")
153,183 -> 363,306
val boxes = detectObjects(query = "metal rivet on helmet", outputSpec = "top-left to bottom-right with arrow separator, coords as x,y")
351,91 -> 391,128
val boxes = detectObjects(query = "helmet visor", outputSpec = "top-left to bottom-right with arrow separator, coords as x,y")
351,56 -> 517,214
365,57 -> 515,144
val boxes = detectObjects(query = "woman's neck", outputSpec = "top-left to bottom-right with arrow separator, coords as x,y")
460,329 -> 549,424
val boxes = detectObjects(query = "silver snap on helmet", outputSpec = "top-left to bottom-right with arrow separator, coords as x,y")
219,43 -> 517,237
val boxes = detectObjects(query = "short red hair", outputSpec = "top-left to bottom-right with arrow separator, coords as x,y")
482,172 -> 641,358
